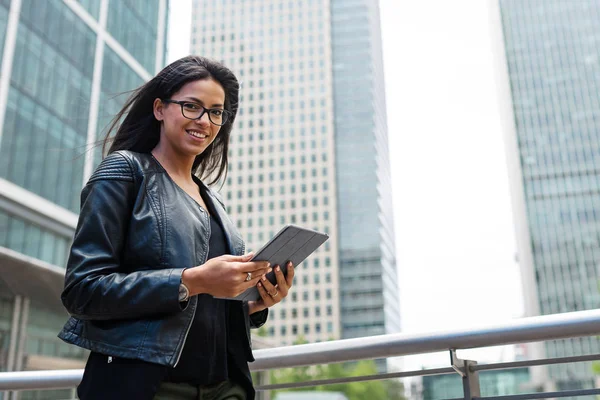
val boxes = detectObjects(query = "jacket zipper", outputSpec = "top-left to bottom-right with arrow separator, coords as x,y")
173,297 -> 196,367
173,207 -> 211,367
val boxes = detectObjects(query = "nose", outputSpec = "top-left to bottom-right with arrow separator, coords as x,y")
195,110 -> 211,126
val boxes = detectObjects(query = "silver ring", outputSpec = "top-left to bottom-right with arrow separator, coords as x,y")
245,272 -> 252,281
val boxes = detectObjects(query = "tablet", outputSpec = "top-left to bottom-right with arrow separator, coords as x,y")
225,225 -> 329,302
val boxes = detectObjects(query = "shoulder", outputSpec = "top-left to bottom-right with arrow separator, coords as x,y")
88,151 -> 133,184
87,150 -> 152,184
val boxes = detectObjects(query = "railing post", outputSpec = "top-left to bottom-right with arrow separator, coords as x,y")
3,296 -> 21,400
450,349 -> 481,400
255,371 -> 271,400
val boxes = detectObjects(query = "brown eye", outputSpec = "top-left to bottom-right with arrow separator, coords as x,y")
183,103 -> 201,111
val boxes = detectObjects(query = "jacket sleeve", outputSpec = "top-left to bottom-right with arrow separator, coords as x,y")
249,308 -> 269,328
61,152 -> 186,321
243,301 -> 268,329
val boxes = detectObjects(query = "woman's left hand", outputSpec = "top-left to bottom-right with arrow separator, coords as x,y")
248,262 -> 294,314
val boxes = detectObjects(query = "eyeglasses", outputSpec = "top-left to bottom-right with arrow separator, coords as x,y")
162,99 -> 232,126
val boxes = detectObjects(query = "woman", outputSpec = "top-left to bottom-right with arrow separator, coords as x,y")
58,56 -> 294,400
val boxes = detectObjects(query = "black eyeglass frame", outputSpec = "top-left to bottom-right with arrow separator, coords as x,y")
162,99 -> 232,126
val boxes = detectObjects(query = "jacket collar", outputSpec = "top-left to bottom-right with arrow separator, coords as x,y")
193,176 -> 244,256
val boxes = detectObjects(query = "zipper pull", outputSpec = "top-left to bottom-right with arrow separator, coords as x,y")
107,356 -> 113,364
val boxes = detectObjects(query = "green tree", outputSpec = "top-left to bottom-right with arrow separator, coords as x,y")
594,282 -> 600,377
270,359 -> 404,400
256,326 -> 268,337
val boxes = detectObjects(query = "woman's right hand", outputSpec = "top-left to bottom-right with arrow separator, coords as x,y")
181,253 -> 271,298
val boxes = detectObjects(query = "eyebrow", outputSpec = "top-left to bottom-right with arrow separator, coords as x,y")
183,96 -> 224,108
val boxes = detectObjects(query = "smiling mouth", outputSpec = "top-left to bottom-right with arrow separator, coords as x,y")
187,130 -> 209,139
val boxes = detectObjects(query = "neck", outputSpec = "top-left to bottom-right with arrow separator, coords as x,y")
151,143 -> 196,181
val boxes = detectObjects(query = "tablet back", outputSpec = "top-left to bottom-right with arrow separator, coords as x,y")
227,225 -> 329,302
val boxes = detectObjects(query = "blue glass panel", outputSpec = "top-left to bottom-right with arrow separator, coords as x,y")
500,0 -> 600,387
0,210 -> 70,268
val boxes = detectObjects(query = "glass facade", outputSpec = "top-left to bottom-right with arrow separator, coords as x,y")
0,211 -> 71,268
76,0 -> 101,20
25,300 -> 87,363
0,0 -> 94,212
331,0 -> 400,340
94,45 -> 144,166
0,0 -> 169,397
107,0 -> 159,73
0,0 -> 9,65
499,0 -> 600,388
421,368 -> 531,400
0,283 -> 14,374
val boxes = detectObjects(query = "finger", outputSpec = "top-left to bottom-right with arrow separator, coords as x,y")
243,274 -> 266,289
239,267 -> 272,285
221,253 -> 254,262
237,260 -> 270,272
257,282 -> 275,306
285,262 -> 295,287
274,265 -> 289,296
260,274 -> 277,294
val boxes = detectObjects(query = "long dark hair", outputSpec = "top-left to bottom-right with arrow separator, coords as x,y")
102,55 -> 239,185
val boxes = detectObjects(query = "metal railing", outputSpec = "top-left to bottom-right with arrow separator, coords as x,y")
1,309 -> 600,399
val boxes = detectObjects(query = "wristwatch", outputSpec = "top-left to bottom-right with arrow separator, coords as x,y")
178,282 -> 190,302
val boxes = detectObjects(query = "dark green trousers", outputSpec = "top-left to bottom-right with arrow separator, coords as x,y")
153,380 -> 247,400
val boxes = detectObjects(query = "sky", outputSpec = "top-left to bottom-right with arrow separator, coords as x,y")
167,0 -> 525,370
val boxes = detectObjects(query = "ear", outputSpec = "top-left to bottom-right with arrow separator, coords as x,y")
153,98 -> 165,121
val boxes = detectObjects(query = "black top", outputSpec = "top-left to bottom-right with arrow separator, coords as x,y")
164,215 -> 230,384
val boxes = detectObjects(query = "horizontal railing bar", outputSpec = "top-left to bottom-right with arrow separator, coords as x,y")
477,387 -> 600,400
472,353 -> 600,371
251,309 -> 600,370
256,367 -> 455,391
1,309 -> 600,391
0,369 -> 82,391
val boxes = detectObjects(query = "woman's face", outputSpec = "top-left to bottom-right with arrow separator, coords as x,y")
154,78 -> 226,158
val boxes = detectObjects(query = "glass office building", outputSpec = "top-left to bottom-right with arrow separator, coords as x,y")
497,0 -> 600,389
331,0 -> 400,340
190,0 -> 400,347
420,368 -> 531,400
191,0 -> 342,345
0,0 -> 168,398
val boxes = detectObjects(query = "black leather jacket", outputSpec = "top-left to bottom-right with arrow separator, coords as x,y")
58,150 -> 267,367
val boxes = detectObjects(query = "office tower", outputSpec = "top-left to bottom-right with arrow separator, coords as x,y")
492,0 -> 600,390
331,0 -> 399,340
190,0 -> 400,345
0,0 -> 169,398
190,0 -> 340,345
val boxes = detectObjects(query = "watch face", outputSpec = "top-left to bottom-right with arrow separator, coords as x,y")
179,284 -> 188,301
